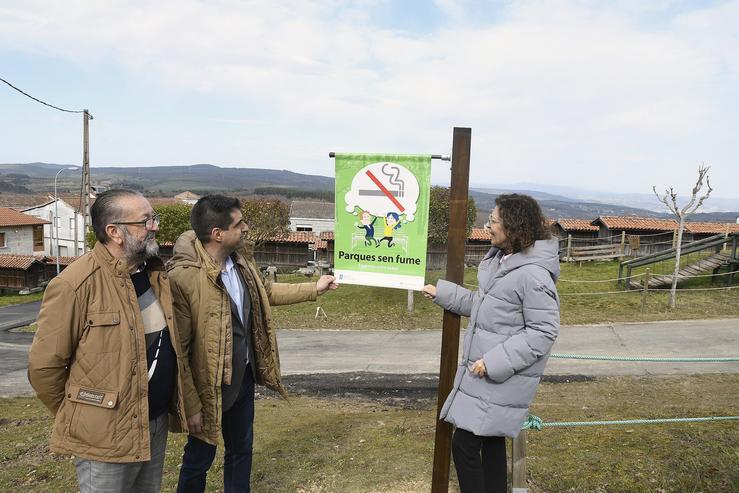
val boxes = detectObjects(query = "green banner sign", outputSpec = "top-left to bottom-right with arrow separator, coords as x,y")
334,153 -> 431,290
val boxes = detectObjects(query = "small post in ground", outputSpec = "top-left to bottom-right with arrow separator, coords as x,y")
641,268 -> 651,314
620,231 -> 626,258
512,431 -> 528,493
566,234 -> 572,261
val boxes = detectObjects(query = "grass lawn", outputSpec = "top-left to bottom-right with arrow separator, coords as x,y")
12,323 -> 37,333
0,292 -> 43,308
1,374 -> 736,492
272,259 -> 739,329
5,257 -> 736,331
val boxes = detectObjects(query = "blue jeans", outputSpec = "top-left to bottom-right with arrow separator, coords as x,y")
177,366 -> 255,493
75,412 -> 169,493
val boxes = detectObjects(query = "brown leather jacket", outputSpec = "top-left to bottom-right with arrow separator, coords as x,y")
28,243 -> 189,462
167,231 -> 317,445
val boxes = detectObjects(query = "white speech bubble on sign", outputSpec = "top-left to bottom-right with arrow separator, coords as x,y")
344,162 -> 420,221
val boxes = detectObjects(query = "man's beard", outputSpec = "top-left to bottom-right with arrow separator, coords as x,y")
121,227 -> 159,267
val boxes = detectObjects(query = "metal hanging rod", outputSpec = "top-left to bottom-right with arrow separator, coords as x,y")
329,152 -> 450,161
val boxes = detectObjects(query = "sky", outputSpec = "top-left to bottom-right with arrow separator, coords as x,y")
1,0 -> 738,199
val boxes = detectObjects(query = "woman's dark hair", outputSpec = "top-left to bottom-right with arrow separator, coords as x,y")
495,193 -> 551,253
191,194 -> 241,243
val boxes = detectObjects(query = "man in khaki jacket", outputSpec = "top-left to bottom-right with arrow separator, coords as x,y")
168,195 -> 337,492
28,189 -> 190,493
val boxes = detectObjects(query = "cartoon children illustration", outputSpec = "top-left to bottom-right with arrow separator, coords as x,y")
377,212 -> 401,247
357,210 -> 378,246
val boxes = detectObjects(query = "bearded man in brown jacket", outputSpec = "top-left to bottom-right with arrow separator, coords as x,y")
28,189 -> 190,493
168,195 -> 337,493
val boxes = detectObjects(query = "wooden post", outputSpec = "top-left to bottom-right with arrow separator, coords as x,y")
407,289 -> 414,314
724,225 -> 729,252
431,127 -> 471,493
641,268 -> 651,314
512,431 -> 528,493
566,234 -> 572,261
620,231 -> 626,257
82,110 -> 91,252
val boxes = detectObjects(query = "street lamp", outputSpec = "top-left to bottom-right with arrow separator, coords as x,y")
54,167 -> 77,275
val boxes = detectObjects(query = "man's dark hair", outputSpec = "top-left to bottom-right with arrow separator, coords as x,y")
91,189 -> 143,244
495,193 -> 551,253
191,195 -> 242,243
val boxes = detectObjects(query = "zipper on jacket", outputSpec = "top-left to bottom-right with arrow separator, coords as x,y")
124,277 -> 145,449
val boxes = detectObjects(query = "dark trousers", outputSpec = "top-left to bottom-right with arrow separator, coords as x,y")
177,366 -> 255,493
452,428 -> 507,493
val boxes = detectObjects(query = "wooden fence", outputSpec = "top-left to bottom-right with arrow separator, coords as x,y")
564,243 -> 624,262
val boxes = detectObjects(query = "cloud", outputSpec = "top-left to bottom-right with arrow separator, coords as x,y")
1,0 -> 737,196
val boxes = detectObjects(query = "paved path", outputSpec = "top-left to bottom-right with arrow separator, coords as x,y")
2,308 -> 737,397
0,301 -> 39,398
277,318 -> 739,376
0,300 -> 40,331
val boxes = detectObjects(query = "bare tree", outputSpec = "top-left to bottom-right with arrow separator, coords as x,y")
653,165 -> 713,308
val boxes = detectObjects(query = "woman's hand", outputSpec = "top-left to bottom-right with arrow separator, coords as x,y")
469,359 -> 487,377
422,284 -> 437,299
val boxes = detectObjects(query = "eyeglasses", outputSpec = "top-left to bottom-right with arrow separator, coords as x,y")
112,213 -> 160,230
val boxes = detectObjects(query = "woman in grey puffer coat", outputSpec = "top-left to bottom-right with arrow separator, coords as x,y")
423,194 -> 560,493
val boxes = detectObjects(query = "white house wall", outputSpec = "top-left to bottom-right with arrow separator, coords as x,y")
0,226 -> 36,255
24,201 -> 85,257
289,218 -> 335,234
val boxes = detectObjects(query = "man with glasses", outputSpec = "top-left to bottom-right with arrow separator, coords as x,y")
29,189 -> 191,493
167,195 -> 338,492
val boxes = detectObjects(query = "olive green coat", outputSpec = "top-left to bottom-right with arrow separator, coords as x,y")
167,231 -> 317,445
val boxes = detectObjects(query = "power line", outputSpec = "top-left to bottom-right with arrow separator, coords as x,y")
0,76 -> 89,115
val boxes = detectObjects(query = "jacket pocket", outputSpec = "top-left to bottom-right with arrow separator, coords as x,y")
66,384 -> 119,448
80,311 -> 122,353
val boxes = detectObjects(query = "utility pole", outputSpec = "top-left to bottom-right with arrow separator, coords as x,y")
82,109 -> 92,251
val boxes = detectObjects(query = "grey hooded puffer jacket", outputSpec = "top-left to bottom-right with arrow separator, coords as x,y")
435,238 -> 560,437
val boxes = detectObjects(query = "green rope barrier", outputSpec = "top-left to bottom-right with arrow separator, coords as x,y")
523,414 -> 739,431
550,353 -> 739,362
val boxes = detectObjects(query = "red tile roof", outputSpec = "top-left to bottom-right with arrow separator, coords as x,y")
174,191 -> 201,200
592,216 -> 678,231
49,193 -> 97,212
0,254 -> 42,270
266,232 -> 319,244
0,194 -> 51,208
555,219 -> 599,232
0,208 -> 51,227
148,197 -> 183,207
314,229 -> 494,243
468,228 -> 491,241
42,255 -> 80,267
685,222 -> 739,234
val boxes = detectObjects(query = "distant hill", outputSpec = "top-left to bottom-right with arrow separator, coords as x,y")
486,182 -> 739,213
469,190 -> 661,219
93,164 -> 334,193
0,162 -> 334,195
1,162 -> 736,222
470,187 -> 577,203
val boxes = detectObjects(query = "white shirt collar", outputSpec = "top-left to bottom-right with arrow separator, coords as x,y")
223,256 -> 235,273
